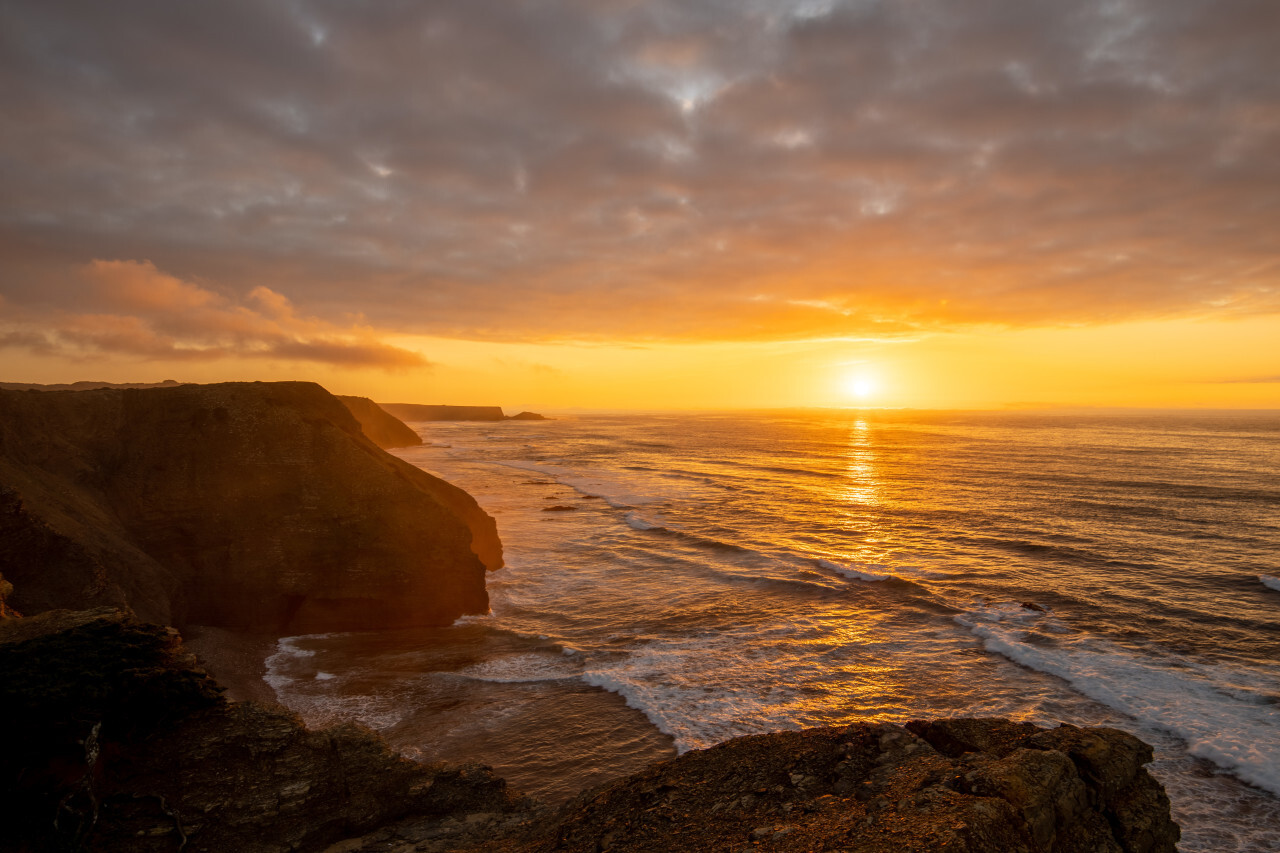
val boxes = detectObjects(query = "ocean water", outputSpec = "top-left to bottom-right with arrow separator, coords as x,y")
265,410 -> 1280,851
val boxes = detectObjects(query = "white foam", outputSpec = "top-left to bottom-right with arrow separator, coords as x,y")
1260,575 -> 1280,593
456,652 -> 581,684
958,605 -> 1280,796
818,558 -> 891,582
625,511 -> 663,531
315,671 -> 336,680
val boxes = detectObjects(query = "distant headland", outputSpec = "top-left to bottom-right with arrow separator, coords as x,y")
379,402 -> 548,422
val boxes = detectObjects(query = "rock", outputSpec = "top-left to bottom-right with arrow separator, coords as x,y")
507,411 -> 548,421
337,395 -> 423,448
379,404 -> 507,422
542,505 -> 579,512
500,719 -> 1179,853
0,608 -> 526,853
0,381 -> 502,632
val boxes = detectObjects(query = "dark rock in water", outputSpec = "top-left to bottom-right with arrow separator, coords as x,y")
542,505 -> 579,512
337,394 -> 423,448
481,718 -> 1179,853
507,411 -> 548,421
381,403 -> 507,421
0,608 -> 527,853
1021,601 -> 1047,612
0,381 -> 502,632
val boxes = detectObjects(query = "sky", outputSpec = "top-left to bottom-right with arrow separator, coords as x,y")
1,0 -> 1277,410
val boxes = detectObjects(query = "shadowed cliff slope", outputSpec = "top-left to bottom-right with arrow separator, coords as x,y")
338,394 -> 424,449
0,382 -> 502,632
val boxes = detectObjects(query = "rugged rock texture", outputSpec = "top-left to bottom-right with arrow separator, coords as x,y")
0,609 -> 526,853
1,609 -> 1179,853
0,381 -> 502,632
337,395 -> 423,449
382,404 -> 507,422
470,718 -> 1179,853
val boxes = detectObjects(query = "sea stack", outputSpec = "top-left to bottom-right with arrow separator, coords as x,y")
0,381 -> 502,633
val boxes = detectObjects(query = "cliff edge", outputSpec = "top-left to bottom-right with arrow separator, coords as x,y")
337,394 -> 424,449
0,381 -> 502,632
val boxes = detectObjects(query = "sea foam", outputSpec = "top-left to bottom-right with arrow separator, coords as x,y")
1260,574 -> 1280,593
958,604 -> 1280,796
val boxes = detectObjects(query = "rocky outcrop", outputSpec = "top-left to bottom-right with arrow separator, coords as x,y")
0,608 -> 527,853
508,412 -> 548,421
0,381 -> 502,632
1,608 -> 1179,853
337,395 -> 424,448
481,718 -> 1179,853
382,404 -> 508,422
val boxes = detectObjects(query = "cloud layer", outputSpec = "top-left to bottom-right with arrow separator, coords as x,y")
1,0 -> 1277,347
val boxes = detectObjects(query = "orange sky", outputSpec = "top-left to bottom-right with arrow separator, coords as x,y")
2,2 -> 1277,410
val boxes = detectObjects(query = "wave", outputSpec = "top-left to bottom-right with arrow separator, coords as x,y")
958,603 -> 1280,796
454,652 -> 582,684
816,558 -> 891,582
621,512 -> 752,554
1261,575 -> 1280,593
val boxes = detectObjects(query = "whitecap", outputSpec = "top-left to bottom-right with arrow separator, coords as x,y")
1260,574 -> 1280,593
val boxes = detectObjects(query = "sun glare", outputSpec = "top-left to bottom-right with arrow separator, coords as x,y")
844,374 -> 878,401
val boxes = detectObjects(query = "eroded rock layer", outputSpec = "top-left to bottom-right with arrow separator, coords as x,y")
0,381 -> 501,631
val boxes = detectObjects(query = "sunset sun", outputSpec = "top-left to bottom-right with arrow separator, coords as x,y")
843,374 -> 878,402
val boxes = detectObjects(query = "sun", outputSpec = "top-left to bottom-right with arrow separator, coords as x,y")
843,374 -> 878,401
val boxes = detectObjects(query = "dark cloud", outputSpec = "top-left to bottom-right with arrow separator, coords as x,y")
0,0 -> 1276,347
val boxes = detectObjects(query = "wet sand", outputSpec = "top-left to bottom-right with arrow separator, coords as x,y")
182,626 -> 282,707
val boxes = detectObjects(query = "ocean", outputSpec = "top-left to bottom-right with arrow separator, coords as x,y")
264,410 -> 1280,852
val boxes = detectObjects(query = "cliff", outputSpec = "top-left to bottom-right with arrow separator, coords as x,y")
1,608 -> 1180,853
337,394 -> 424,448
0,381 -> 502,632
0,608 -> 529,853
381,403 -> 508,422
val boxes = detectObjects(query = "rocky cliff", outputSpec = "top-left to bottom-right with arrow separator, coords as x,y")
381,403 -> 508,422
337,395 -> 424,449
0,382 -> 502,632
0,608 -> 529,853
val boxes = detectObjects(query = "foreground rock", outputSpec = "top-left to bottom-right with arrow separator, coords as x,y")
474,719 -> 1179,853
0,381 -> 501,632
337,395 -> 423,449
0,609 -> 530,853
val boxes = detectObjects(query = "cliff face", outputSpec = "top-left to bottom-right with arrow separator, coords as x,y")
0,382 -> 502,632
381,403 -> 507,422
337,395 -> 424,449
0,608 -> 526,853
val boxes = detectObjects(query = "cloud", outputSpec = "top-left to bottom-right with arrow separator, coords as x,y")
0,1 -> 1277,343
0,260 -> 428,369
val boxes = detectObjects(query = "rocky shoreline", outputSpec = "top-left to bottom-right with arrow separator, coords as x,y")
0,607 -> 1181,853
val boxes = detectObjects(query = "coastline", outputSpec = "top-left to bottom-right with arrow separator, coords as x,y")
183,625 -> 282,707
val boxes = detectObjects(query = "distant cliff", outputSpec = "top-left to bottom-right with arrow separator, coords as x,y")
381,403 -> 507,421
1,607 -> 1180,853
337,394 -> 423,448
0,382 -> 502,632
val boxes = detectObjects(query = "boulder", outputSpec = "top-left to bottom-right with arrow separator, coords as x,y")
0,381 -> 502,632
